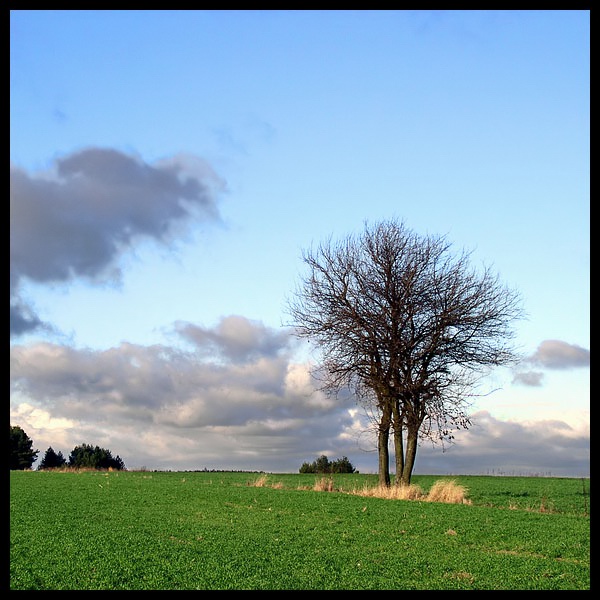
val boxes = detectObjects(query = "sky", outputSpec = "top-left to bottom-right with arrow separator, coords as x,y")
10,10 -> 589,476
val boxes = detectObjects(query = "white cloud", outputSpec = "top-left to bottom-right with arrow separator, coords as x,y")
12,402 -> 76,431
525,339 -> 590,370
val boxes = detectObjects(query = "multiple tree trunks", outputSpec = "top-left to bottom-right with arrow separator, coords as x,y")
288,219 -> 523,485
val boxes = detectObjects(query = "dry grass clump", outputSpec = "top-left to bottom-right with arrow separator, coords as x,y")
248,474 -> 283,489
349,478 -> 470,505
425,479 -> 471,505
313,476 -> 335,492
249,474 -> 270,487
351,482 -> 425,501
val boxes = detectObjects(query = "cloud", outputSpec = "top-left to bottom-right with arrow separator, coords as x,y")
415,411 -> 590,478
527,339 -> 590,369
512,371 -> 544,387
527,340 -> 590,369
175,315 -> 294,364
10,318 -> 358,471
10,321 -> 590,477
512,339 -> 590,386
10,147 -> 226,337
9,301 -> 46,337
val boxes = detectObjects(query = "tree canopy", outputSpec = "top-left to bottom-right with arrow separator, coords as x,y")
299,455 -> 356,474
68,444 -> 126,470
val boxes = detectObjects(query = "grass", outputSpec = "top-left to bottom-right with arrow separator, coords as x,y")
10,470 -> 590,590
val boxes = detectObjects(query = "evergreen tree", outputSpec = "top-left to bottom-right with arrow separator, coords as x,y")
315,454 -> 331,473
9,425 -> 39,470
38,447 -> 67,470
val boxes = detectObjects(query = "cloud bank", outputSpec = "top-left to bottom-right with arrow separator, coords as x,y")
10,147 -> 225,337
415,411 -> 589,477
10,317 -> 358,472
175,316 -> 293,364
10,317 -> 589,477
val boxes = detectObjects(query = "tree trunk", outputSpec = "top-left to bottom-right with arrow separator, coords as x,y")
391,399 -> 404,486
400,425 -> 419,485
377,403 -> 392,487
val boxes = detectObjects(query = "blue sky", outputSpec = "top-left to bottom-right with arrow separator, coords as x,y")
10,10 -> 589,476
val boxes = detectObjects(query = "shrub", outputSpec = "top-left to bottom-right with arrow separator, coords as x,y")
299,461 -> 316,474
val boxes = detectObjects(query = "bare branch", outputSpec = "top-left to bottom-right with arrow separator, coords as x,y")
286,218 -> 524,484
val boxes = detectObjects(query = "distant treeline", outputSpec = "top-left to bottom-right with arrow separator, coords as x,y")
10,425 -> 125,471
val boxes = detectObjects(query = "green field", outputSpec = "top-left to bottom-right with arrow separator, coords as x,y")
10,471 -> 590,590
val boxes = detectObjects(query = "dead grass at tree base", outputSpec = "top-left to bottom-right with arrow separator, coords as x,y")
249,474 -> 471,505
347,479 -> 470,504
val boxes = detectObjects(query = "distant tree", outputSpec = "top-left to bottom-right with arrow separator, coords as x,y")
10,425 -> 39,470
299,461 -> 316,474
38,447 -> 67,470
299,454 -> 356,474
68,444 -> 126,470
315,454 -> 331,473
330,456 -> 356,474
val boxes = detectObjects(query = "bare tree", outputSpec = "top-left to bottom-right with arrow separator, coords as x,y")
287,219 -> 524,486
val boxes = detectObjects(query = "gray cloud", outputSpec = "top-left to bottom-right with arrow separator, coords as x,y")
10,321 -> 590,477
512,371 -> 544,387
415,411 -> 589,478
527,339 -> 590,370
512,339 -> 590,387
175,315 -> 294,364
10,318 -> 358,471
10,147 -> 225,337
10,301 -> 46,337
9,340 -> 343,431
